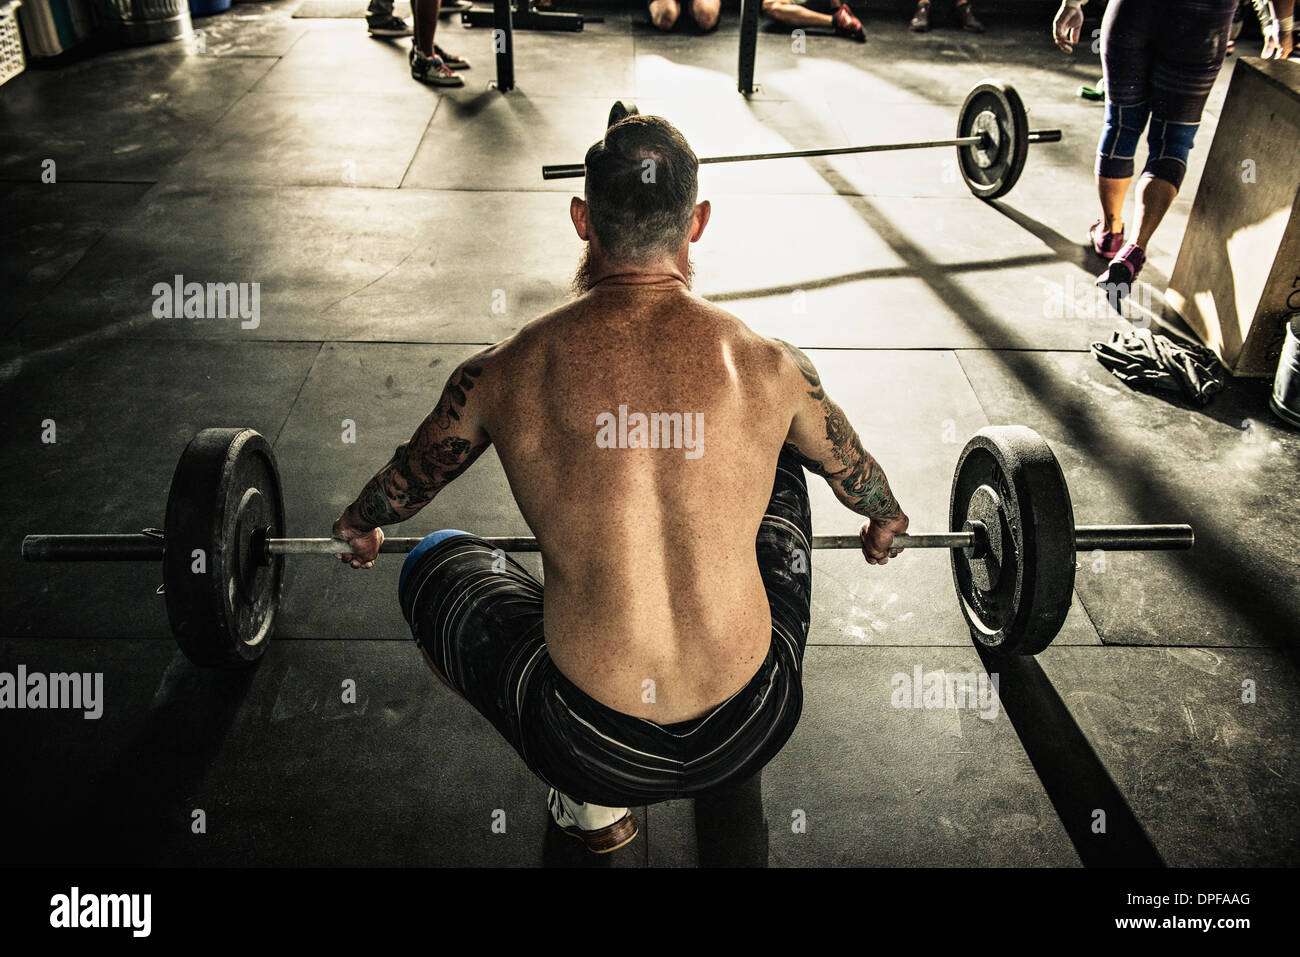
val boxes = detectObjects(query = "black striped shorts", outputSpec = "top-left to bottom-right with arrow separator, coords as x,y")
398,449 -> 814,807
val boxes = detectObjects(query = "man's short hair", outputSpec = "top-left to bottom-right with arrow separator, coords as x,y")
583,115 -> 699,264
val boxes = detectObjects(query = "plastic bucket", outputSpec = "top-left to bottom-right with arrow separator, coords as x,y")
189,0 -> 229,16
1270,317 -> 1300,428
96,0 -> 192,45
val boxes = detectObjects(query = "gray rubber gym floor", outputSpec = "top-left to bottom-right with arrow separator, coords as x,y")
1,1 -> 1297,867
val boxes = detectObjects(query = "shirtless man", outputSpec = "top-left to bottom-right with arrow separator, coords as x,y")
331,115 -> 910,855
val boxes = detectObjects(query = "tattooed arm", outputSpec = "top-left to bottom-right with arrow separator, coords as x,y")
332,347 -> 495,567
776,340 -> 910,564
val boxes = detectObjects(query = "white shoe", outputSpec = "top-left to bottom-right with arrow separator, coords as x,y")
547,788 -> 638,854
410,47 -> 465,88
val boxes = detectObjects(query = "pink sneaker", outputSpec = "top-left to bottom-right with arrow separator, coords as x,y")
1097,242 -> 1145,298
1089,218 -> 1125,259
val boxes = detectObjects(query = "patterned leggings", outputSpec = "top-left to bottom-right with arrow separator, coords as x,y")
1097,0 -> 1238,189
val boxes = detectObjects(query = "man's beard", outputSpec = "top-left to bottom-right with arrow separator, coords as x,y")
570,245 -> 694,297
570,245 -> 597,297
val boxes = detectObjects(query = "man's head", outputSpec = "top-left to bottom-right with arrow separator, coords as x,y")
570,115 -> 709,284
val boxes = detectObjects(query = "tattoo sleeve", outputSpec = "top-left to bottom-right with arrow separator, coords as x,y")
343,351 -> 492,530
778,340 -> 902,524
777,338 -> 826,401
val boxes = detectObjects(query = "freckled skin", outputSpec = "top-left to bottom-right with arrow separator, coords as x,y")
490,290 -> 795,722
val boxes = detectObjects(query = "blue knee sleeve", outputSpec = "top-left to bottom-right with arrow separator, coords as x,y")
398,529 -> 473,599
1144,117 -> 1198,189
1096,101 -> 1150,180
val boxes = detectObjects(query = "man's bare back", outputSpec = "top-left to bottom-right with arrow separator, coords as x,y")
333,277 -> 908,724
486,281 -> 792,721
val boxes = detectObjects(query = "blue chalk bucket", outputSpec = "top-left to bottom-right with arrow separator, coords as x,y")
1270,317 -> 1300,429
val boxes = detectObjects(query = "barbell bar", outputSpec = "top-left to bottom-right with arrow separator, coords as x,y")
21,523 -> 1193,563
543,81 -> 1062,199
541,129 -> 1063,181
261,523 -> 1187,555
19,424 -> 1195,667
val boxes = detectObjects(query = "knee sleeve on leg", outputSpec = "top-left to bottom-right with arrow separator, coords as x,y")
1143,117 -> 1197,190
1096,101 -> 1150,180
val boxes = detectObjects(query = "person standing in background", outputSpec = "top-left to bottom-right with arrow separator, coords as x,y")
409,0 -> 472,88
1052,0 -> 1239,294
367,0 -> 411,37
909,0 -> 984,33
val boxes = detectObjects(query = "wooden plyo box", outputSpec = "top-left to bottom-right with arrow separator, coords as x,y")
1165,58 -> 1300,377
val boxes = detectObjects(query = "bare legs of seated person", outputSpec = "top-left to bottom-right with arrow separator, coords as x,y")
648,0 -> 721,31
760,0 -> 866,43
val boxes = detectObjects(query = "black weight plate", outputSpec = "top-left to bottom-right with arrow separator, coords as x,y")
949,426 -> 1074,655
963,483 -> 1006,593
957,80 -> 1029,200
164,428 -> 284,668
607,100 -> 640,130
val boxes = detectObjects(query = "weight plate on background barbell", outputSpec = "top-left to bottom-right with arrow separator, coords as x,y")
957,80 -> 1029,200
163,428 -> 284,668
607,100 -> 640,130
949,426 -> 1075,655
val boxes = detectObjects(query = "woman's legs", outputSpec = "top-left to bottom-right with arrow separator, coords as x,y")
1098,173 -> 1131,237
1102,0 -> 1232,274
1132,174 -> 1178,251
1094,0 -> 1235,287
1128,0 -> 1238,252
1094,0 -> 1154,258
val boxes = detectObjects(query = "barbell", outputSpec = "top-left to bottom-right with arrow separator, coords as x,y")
21,425 -> 1192,669
541,81 -> 1063,200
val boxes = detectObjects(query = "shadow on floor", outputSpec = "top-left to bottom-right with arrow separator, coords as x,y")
27,653 -> 257,866
694,770 -> 770,866
976,644 -> 1163,867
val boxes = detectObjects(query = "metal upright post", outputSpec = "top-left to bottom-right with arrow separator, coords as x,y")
738,0 -> 760,96
493,0 -> 515,91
